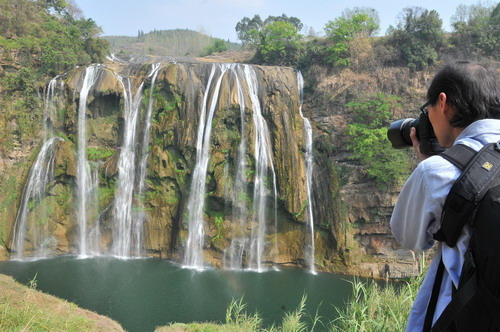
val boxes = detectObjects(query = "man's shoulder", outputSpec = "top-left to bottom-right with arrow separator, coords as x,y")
418,154 -> 457,172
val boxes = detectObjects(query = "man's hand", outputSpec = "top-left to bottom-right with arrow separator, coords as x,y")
410,127 -> 430,162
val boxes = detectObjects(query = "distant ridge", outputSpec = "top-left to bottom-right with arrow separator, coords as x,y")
104,29 -> 241,58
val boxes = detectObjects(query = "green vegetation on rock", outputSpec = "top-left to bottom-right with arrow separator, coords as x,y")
345,93 -> 412,187
87,147 -> 114,161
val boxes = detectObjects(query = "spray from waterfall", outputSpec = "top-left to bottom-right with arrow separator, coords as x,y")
297,71 -> 316,274
184,64 -> 231,269
76,65 -> 100,257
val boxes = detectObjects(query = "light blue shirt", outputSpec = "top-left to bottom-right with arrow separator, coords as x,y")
390,119 -> 500,331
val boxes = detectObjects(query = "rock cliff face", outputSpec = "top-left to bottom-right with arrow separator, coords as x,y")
0,59 -> 424,278
301,66 -> 433,278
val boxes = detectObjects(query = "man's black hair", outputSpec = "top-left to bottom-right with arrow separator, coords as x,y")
426,60 -> 500,128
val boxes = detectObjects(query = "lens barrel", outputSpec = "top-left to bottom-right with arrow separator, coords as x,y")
387,118 -> 417,149
387,112 -> 445,155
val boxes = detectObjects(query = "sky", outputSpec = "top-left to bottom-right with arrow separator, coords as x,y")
74,0 -> 492,42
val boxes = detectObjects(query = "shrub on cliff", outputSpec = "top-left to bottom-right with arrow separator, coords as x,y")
345,93 -> 412,187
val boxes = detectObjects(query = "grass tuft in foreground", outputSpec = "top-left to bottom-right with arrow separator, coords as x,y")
159,271 -> 424,332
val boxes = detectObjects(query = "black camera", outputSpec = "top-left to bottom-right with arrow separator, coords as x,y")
387,111 -> 444,155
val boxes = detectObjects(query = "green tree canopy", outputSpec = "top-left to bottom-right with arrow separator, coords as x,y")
263,14 -> 304,31
256,21 -> 303,66
235,13 -> 303,48
235,14 -> 263,46
387,7 -> 445,71
324,10 -> 380,67
450,2 -> 499,60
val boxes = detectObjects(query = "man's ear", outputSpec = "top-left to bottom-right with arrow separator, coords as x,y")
439,92 -> 455,120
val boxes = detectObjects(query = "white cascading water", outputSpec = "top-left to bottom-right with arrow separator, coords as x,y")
135,63 -> 162,257
12,75 -> 63,259
243,64 -> 278,271
225,65 -> 248,269
112,74 -> 145,258
297,71 -> 316,274
11,137 -> 62,259
184,63 -> 231,269
87,164 -> 101,255
76,65 -> 100,257
43,76 -> 60,141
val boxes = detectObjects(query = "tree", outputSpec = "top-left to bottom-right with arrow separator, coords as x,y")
388,7 -> 445,71
235,15 -> 263,47
256,21 -> 303,66
341,7 -> 381,35
450,3 -> 499,60
324,11 -> 379,67
263,14 -> 303,31
235,14 -> 303,49
37,0 -> 67,14
201,38 -> 228,56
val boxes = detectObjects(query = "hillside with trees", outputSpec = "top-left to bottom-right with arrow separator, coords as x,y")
0,0 -> 109,153
236,4 -> 499,69
104,29 -> 241,58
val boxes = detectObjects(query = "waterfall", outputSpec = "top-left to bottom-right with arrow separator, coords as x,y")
226,65 -> 248,269
88,164 -> 101,255
184,63 -> 231,269
11,137 -> 62,259
76,65 -> 100,257
43,76 -> 60,141
243,65 -> 278,271
11,74 -> 64,259
9,61 -> 315,270
135,63 -> 162,257
112,74 -> 145,258
297,71 -> 316,274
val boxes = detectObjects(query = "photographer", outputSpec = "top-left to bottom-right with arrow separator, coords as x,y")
390,61 -> 500,331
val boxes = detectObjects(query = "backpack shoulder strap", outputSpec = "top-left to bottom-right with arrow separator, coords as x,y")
429,141 -> 500,331
440,144 -> 476,170
434,142 -> 500,247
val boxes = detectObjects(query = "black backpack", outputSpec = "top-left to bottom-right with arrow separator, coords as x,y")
423,141 -> 500,332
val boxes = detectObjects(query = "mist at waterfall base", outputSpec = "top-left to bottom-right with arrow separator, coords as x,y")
0,256 -> 355,332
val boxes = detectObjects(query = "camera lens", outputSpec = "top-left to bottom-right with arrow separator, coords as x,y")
387,118 -> 417,149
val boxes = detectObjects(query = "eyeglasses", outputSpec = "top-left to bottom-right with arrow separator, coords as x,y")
420,101 -> 431,116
